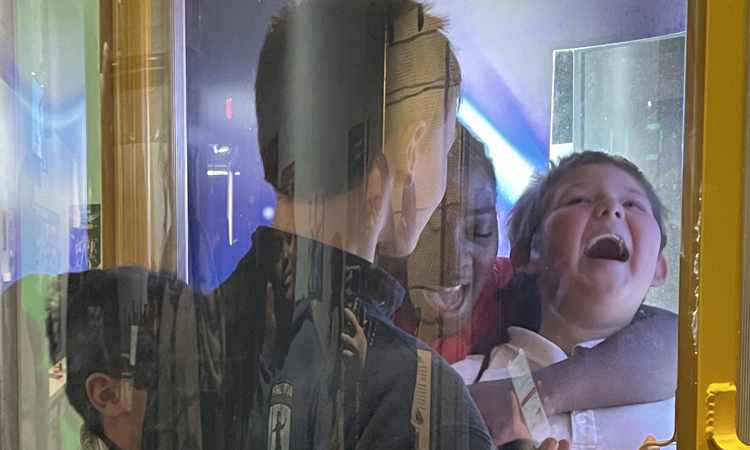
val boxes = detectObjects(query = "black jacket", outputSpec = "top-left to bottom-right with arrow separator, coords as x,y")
145,227 -> 491,450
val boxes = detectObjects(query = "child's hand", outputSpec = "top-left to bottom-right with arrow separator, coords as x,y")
497,437 -> 570,450
342,308 -> 367,368
639,435 -> 663,450
538,437 -> 570,450
469,379 -> 530,445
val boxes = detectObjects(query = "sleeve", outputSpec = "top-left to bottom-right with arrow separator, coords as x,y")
143,281 -> 241,450
354,322 -> 493,450
143,285 -> 208,450
429,351 -> 493,450
208,256 -> 265,450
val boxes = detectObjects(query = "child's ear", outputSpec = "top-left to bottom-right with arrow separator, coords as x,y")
362,154 -> 394,236
650,253 -> 668,287
402,120 -> 427,184
86,373 -> 130,417
384,120 -> 426,185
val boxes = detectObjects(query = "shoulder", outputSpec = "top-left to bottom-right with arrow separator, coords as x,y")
366,315 -> 471,387
366,313 -> 427,365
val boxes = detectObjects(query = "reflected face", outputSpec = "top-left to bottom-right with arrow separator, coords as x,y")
408,159 -> 498,337
96,382 -> 148,450
410,105 -> 458,249
381,102 -> 458,257
377,10 -> 461,258
536,163 -> 665,329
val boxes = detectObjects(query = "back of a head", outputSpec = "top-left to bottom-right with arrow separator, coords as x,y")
256,0 -> 459,199
45,267 -> 179,430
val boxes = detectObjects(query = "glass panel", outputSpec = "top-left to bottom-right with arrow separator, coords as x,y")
1,0 -> 102,448
1,0 -> 688,449
551,34 -> 685,313
0,0 -> 179,448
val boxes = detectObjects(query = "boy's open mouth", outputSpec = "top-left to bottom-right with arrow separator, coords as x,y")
584,233 -> 630,262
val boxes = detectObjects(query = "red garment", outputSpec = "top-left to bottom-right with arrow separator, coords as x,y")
394,257 -> 515,363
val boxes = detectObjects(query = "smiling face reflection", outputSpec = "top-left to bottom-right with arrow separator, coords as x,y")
408,147 -> 498,338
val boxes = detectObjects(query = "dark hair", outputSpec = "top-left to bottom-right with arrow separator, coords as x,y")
45,267 -> 183,428
255,0 -> 460,198
466,137 -> 497,194
507,151 -> 667,262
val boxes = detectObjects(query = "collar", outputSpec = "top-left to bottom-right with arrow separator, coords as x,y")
80,425 -> 123,450
506,326 -> 604,367
252,227 -> 405,317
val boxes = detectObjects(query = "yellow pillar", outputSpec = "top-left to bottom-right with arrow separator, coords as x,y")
679,1 -> 750,449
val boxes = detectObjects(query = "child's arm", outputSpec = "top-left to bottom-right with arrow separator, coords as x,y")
470,305 -> 677,444
542,304 -> 677,413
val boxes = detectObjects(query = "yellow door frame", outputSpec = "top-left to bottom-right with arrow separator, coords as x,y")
678,1 -> 749,449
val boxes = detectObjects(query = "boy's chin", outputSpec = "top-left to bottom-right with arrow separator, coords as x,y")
558,274 -> 640,307
577,263 -> 632,290
555,299 -> 637,332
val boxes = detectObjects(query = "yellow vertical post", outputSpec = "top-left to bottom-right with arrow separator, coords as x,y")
101,0 -> 175,270
679,0 -> 750,449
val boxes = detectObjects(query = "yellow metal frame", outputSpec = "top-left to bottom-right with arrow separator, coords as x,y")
101,0 -> 177,271
678,0 -> 749,449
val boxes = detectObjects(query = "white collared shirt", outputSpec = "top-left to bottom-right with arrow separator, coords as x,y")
453,327 -> 675,450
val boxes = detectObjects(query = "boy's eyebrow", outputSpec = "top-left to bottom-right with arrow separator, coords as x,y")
550,182 -> 588,202
556,181 -> 649,196
554,181 -> 589,195
626,187 -> 649,198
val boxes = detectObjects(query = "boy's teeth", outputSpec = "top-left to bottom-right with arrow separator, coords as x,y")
585,234 -> 629,261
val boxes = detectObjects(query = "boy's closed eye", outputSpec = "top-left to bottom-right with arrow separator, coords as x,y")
623,199 -> 644,211
564,196 -> 591,206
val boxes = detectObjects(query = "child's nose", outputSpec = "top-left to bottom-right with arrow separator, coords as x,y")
596,200 -> 623,219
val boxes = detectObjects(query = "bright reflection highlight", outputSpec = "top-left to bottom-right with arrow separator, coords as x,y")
457,99 -> 534,202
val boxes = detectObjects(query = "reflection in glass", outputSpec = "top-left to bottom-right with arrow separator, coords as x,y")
0,0 -> 691,448
388,125 -> 506,363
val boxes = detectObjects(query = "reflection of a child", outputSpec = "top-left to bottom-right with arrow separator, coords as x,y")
44,268 -> 178,450
457,152 -> 675,449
